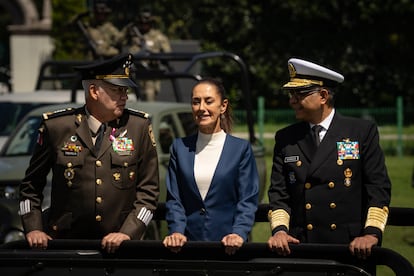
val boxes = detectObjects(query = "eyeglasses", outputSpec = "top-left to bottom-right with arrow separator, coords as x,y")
287,89 -> 321,100
95,82 -> 129,96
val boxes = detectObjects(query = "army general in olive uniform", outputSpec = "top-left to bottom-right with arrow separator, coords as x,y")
19,53 -> 159,253
267,58 -> 391,266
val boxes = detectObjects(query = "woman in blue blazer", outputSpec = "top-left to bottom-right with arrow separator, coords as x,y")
162,78 -> 259,255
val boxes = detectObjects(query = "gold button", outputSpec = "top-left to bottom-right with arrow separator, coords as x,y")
129,171 -> 135,181
296,160 -> 302,167
52,225 -> 58,231
96,197 -> 102,204
337,159 -> 343,166
96,160 -> 102,167
305,203 -> 312,210
123,162 -> 128,167
330,224 -> 337,230
307,224 -> 313,231
96,179 -> 102,185
96,215 -> 102,222
328,182 -> 335,189
330,203 -> 336,209
305,183 -> 311,189
113,172 -> 121,181
67,162 -> 72,168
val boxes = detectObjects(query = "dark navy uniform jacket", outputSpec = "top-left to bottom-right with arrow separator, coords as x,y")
20,106 -> 159,240
268,112 -> 391,243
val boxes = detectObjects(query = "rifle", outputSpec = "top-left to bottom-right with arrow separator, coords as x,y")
72,11 -> 100,59
130,24 -> 148,53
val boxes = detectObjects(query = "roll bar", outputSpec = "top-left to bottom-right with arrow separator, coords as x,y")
35,52 -> 258,144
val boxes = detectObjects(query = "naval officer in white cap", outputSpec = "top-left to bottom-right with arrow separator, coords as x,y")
267,58 -> 391,272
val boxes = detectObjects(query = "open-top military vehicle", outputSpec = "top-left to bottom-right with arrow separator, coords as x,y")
1,51 -> 413,275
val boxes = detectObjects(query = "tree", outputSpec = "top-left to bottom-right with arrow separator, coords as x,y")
51,0 -> 414,113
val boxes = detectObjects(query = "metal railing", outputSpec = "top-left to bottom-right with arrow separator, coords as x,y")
1,204 -> 413,275
0,240 -> 412,275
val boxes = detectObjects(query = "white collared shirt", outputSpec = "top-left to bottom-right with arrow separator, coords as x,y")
310,108 -> 335,142
85,107 -> 103,144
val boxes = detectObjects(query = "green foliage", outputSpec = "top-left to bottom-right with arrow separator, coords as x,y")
51,0 -> 88,60
52,0 -> 414,110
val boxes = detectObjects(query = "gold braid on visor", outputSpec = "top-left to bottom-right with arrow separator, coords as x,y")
283,78 -> 323,88
96,74 -> 129,79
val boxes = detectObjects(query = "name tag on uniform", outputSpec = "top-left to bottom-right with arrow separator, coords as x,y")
284,156 -> 299,163
337,140 -> 360,160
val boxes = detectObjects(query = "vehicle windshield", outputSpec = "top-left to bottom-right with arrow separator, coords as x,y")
3,116 -> 41,156
0,102 -> 48,136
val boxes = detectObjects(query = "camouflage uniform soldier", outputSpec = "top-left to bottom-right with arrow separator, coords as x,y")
87,2 -> 123,59
125,10 -> 172,101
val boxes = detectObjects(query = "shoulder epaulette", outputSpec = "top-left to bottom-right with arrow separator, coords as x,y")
127,108 -> 150,119
42,107 -> 76,120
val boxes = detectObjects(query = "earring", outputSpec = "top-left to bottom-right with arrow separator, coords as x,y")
220,114 -> 225,119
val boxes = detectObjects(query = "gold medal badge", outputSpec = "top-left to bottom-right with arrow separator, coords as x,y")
64,162 -> 75,187
344,167 -> 352,187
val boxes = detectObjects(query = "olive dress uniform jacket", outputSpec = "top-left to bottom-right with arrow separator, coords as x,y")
165,133 -> 259,241
20,106 -> 159,240
268,112 -> 391,243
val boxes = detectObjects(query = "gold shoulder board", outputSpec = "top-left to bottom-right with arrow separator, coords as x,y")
128,108 -> 149,119
42,107 -> 76,120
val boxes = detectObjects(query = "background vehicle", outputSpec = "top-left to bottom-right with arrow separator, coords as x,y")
0,101 -> 196,242
0,51 -> 266,243
0,90 -> 86,150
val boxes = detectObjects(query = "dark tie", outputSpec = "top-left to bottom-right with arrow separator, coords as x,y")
95,123 -> 106,152
312,125 -> 323,147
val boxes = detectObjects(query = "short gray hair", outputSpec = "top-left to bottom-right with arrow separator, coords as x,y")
82,79 -> 94,98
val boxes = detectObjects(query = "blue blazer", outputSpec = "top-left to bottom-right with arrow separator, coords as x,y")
165,133 -> 259,241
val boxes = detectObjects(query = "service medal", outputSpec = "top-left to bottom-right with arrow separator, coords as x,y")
61,142 -> 82,156
337,140 -> 360,160
64,167 -> 75,187
112,137 -> 134,155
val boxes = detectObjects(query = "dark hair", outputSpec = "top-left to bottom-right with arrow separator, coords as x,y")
323,86 -> 335,107
193,78 -> 234,133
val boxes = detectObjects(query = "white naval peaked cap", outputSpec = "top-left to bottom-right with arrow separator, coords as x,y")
283,58 -> 344,89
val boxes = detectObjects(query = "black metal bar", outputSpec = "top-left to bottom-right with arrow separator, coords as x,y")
35,52 -> 258,144
0,241 -> 412,275
35,60 -> 90,90
132,51 -> 257,143
180,51 -> 256,144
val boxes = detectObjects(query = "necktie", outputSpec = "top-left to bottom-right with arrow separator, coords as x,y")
95,123 -> 106,152
312,125 -> 323,147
